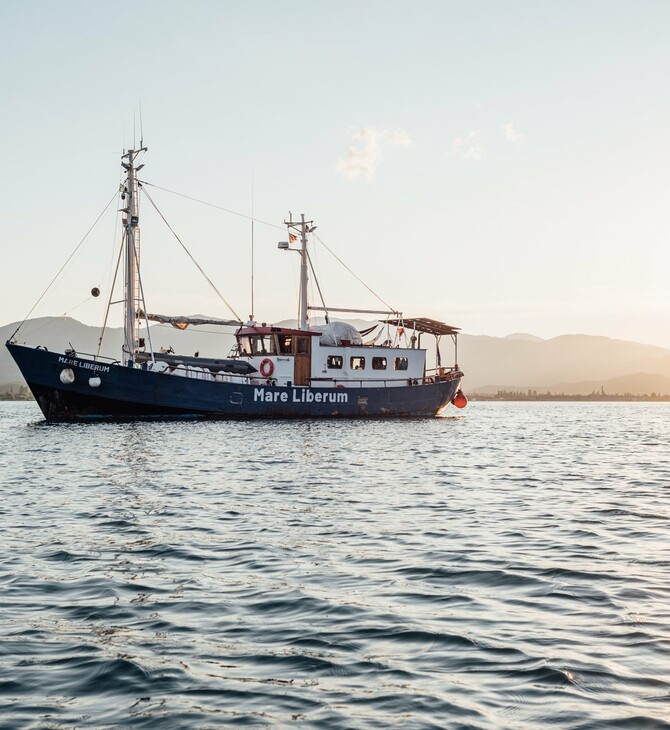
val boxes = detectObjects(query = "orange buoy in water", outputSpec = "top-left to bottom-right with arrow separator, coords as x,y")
452,390 -> 468,408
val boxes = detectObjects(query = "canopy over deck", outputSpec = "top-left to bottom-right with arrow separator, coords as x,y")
383,317 -> 460,337
237,325 -> 321,337
140,311 -> 242,329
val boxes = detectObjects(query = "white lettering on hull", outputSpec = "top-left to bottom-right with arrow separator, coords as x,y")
254,387 -> 348,404
253,387 -> 289,403
58,356 -> 110,374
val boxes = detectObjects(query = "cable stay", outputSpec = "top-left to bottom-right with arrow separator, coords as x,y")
140,185 -> 242,322
131,230 -> 155,364
138,179 -> 285,232
312,232 -> 395,314
10,175 -> 396,354
306,251 -> 330,323
10,189 -> 120,342
97,229 -> 126,358
139,179 -> 396,319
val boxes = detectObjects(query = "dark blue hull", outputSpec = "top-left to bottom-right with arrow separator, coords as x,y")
6,343 -> 463,422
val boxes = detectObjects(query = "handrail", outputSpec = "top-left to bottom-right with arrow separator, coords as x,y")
32,346 -> 121,365
168,363 -> 250,384
50,344 -> 462,387
425,366 -> 462,375
309,375 -> 408,383
308,376 -> 420,388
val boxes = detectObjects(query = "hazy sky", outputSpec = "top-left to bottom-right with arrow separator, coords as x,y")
2,0 -> 670,346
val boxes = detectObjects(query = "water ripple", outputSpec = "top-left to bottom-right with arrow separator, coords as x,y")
1,401 -> 670,727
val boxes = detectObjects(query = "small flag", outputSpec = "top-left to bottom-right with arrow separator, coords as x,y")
289,233 -> 297,243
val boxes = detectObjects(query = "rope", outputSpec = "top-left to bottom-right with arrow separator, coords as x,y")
60,295 -> 93,318
306,251 -> 329,323
97,230 -> 125,358
20,294 -> 94,341
19,316 -> 66,342
138,180 -> 285,231
137,180 -> 395,317
133,235 -> 155,364
9,189 -> 120,341
313,232 -> 395,312
140,186 -> 242,321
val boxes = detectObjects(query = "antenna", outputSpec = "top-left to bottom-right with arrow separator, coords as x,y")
139,99 -> 144,148
250,167 -> 255,321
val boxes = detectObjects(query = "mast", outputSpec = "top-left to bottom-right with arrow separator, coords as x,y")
284,213 -> 313,330
299,214 -> 309,330
121,147 -> 146,366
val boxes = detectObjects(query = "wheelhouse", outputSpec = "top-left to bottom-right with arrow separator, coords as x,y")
236,326 -> 321,357
233,317 -> 461,390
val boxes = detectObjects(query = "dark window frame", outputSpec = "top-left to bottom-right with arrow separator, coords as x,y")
296,336 -> 310,354
277,335 -> 293,354
237,336 -> 252,355
250,335 -> 276,355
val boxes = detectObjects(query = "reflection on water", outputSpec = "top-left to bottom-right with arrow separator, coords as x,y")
1,401 -> 669,727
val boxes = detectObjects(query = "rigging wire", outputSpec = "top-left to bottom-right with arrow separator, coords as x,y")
56,194 -> 124,341
137,180 -> 395,317
250,167 -> 255,319
18,315 -> 69,342
138,180 -> 285,231
140,185 -> 243,322
308,231 -> 326,322
97,229 -> 125,358
306,251 -> 329,323
60,295 -> 94,318
313,232 -> 396,313
9,189 -> 120,341
132,234 -> 155,363
106,182 -> 122,295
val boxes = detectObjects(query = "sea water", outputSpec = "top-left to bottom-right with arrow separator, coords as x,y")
0,401 -> 668,728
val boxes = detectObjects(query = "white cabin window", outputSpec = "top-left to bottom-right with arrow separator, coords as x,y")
372,357 -> 387,370
394,356 -> 409,371
350,356 -> 365,370
327,355 -> 343,369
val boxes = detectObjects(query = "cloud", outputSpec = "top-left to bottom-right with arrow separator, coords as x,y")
451,130 -> 485,160
503,122 -> 524,143
335,126 -> 413,179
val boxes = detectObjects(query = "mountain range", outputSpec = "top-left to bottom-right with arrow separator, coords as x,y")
2,317 -> 670,395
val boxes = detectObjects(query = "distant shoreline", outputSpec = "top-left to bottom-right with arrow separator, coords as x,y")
470,394 -> 670,402
2,393 -> 669,404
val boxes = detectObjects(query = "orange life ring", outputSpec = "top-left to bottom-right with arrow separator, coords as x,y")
259,358 -> 274,377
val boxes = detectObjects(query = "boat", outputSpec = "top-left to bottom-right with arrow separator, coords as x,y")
5,146 -> 466,421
